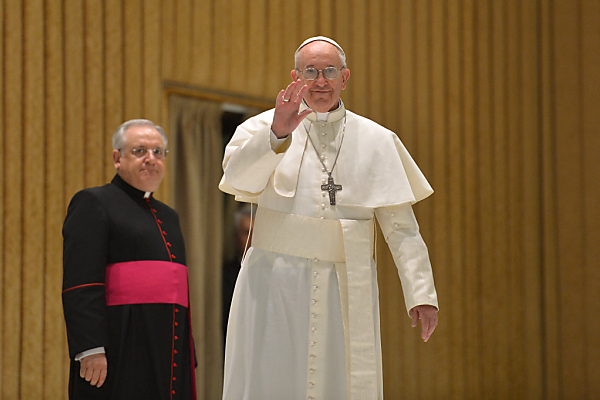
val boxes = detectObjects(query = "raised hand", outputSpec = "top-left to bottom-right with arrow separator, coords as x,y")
271,79 -> 313,138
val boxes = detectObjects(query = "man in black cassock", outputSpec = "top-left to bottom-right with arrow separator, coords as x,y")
62,119 -> 196,399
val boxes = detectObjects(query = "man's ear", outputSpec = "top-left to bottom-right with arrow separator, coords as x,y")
341,68 -> 350,90
291,69 -> 299,81
112,149 -> 121,170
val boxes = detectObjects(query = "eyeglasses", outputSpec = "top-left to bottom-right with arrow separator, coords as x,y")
122,147 -> 169,159
296,66 -> 345,80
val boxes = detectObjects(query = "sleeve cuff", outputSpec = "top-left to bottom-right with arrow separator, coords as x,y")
75,346 -> 105,361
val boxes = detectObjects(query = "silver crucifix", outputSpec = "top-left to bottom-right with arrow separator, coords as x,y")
321,175 -> 342,205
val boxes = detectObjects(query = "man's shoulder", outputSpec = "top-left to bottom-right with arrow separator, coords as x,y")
346,110 -> 397,139
70,182 -> 114,202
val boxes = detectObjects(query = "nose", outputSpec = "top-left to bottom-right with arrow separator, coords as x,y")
144,150 -> 157,162
314,71 -> 328,85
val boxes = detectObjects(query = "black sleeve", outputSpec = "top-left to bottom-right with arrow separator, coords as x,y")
62,189 -> 110,359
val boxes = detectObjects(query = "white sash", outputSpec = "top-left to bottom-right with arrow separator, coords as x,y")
252,207 -> 379,399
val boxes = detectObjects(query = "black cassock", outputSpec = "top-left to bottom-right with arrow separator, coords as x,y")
62,174 -> 196,400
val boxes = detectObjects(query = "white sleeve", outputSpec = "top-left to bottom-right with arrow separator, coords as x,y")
75,346 -> 105,361
222,120 -> 291,195
375,203 -> 438,315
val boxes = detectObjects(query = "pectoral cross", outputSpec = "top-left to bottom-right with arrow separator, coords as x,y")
321,175 -> 342,206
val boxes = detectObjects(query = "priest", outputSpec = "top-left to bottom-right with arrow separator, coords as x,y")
62,119 -> 196,399
219,36 -> 439,400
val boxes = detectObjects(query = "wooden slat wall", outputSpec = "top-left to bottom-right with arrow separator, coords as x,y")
1,1 -> 599,399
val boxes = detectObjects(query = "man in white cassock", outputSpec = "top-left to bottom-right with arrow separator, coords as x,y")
219,36 -> 439,400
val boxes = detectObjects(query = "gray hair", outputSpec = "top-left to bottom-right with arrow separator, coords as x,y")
112,119 -> 168,151
294,36 -> 347,69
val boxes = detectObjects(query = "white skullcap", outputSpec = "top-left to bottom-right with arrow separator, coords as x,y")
296,36 -> 345,57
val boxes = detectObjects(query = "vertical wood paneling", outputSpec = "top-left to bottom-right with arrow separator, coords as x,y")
461,0 -> 483,397
475,0 -> 497,397
191,0 -> 212,86
367,0 -> 384,124
143,0 -> 161,123
334,1 -> 351,106
381,0 -> 399,135
247,0 -> 266,96
520,0 -> 545,397
317,0 -> 333,37
491,2 -> 510,398
447,1 -> 467,397
507,0 -> 528,395
0,0 -> 5,392
397,0 -> 415,149
2,1 -> 600,398
44,0 -> 69,396
21,0 -> 45,397
300,0 -> 318,40
540,0 -> 561,397
266,0 -> 285,97
581,1 -> 600,396
230,1 -> 247,91
429,2 -> 449,399
124,0 -> 143,119
84,0 -> 105,186
175,0 -> 193,84
2,0 -> 24,397
213,0 -> 231,89
64,0 -> 85,200
348,0 -> 368,115
160,0 -> 176,81
554,1 -> 586,398
104,0 -> 123,181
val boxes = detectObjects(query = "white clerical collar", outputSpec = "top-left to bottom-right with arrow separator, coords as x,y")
316,112 -> 329,121
144,192 -> 152,199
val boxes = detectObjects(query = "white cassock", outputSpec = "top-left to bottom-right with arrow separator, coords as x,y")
219,101 -> 438,400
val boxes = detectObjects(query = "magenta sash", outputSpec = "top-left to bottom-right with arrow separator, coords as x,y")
105,261 -> 189,307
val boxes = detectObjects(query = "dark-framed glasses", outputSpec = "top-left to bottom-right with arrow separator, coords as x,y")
296,66 -> 345,80
124,147 -> 169,159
